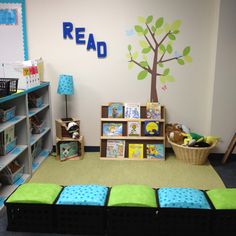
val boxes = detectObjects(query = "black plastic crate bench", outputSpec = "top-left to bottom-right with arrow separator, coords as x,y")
55,184 -> 109,235
106,184 -> 158,236
5,183 -> 63,233
107,206 -> 158,236
157,208 -> 211,236
55,204 -> 107,235
206,189 -> 236,236
210,210 -> 236,236
5,202 -> 55,233
156,188 -> 212,236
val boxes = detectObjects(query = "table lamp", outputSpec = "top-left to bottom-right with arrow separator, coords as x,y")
57,74 -> 74,119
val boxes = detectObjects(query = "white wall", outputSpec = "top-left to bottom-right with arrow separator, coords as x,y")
210,0 -> 236,153
25,0 -> 234,153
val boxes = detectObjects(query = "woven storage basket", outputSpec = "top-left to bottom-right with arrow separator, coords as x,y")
167,137 -> 217,165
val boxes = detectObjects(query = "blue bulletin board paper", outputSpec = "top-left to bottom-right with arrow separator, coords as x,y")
0,0 -> 28,60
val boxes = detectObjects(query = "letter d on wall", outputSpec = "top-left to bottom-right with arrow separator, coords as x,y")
97,42 -> 107,58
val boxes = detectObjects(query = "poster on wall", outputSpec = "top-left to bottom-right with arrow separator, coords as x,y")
0,0 -> 28,68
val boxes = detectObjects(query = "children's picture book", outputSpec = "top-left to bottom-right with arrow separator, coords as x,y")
127,121 -> 141,136
128,143 -> 143,159
103,123 -> 123,136
124,103 -> 140,119
59,141 -> 78,161
106,140 -> 125,158
146,144 -> 164,159
108,102 -> 123,118
144,120 -> 160,136
146,102 -> 161,119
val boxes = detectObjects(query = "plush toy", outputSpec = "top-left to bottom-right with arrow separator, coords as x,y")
203,136 -> 219,145
169,130 -> 185,145
182,133 -> 194,146
67,122 -> 80,139
166,123 -> 183,136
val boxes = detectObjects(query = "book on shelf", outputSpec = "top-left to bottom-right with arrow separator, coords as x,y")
108,102 -> 123,118
103,123 -> 123,136
124,103 -> 140,119
146,102 -> 161,119
106,140 -> 125,158
146,144 -> 164,159
128,143 -> 144,159
127,121 -> 141,136
144,120 -> 160,136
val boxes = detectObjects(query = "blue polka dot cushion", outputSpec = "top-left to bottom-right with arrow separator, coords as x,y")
157,188 -> 211,209
56,185 -> 108,206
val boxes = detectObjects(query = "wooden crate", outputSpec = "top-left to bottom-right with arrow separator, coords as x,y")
55,118 -> 80,139
56,136 -> 84,161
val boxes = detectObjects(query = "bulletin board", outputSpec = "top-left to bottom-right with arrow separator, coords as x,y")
0,0 -> 28,63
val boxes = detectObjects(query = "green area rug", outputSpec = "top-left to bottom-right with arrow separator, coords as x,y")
30,152 -> 225,190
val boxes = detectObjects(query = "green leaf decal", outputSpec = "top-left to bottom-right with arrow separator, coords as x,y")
138,16 -> 146,23
135,25 -> 144,33
166,75 -> 175,82
173,30 -> 180,34
126,53 -> 131,59
184,55 -> 192,62
128,62 -> 134,69
160,76 -> 166,83
139,40 -> 149,48
163,68 -> 170,76
159,44 -> 165,52
166,44 -> 172,54
171,20 -> 181,31
133,51 -> 138,60
155,28 -> 163,35
177,58 -> 185,65
137,70 -> 148,80
146,15 -> 153,24
143,28 -> 148,35
140,61 -> 148,67
128,45 -> 132,51
155,17 -> 164,28
151,25 -> 156,33
183,46 -> 191,56
168,34 -> 176,40
142,47 -> 151,54
164,23 -> 170,32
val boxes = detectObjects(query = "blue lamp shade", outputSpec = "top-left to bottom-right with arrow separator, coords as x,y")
57,74 -> 74,95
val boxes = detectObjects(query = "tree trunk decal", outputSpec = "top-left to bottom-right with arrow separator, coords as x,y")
127,16 -> 192,103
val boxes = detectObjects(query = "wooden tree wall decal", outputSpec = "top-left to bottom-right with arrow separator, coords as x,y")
127,16 -> 192,102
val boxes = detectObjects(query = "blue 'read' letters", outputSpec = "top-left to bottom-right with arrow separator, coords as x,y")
63,21 -> 107,58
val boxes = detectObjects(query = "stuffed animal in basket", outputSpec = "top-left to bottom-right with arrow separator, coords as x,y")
66,122 -> 80,139
166,123 -> 190,145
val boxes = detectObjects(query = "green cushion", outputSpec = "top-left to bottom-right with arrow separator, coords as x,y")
108,184 -> 157,208
6,183 -> 62,204
207,189 -> 236,209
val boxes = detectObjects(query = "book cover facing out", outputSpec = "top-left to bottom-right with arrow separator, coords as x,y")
124,103 -> 140,119
127,121 -> 141,136
146,102 -> 161,119
103,123 -> 123,136
108,102 -> 123,118
106,140 -> 125,158
146,144 -> 164,159
128,143 -> 143,158
144,120 -> 160,136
